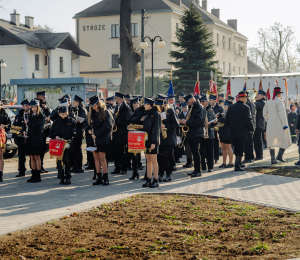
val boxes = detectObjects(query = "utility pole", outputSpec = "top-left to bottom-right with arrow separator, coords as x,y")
140,9 -> 147,97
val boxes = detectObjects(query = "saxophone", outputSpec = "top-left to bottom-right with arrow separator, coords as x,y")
113,103 -> 121,132
178,106 -> 192,148
161,105 -> 168,139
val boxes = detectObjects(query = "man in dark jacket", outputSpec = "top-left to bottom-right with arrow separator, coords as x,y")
111,92 -> 131,175
180,94 -> 205,177
14,99 -> 30,177
208,94 -> 225,163
254,90 -> 266,160
225,91 -> 254,171
244,95 -> 256,163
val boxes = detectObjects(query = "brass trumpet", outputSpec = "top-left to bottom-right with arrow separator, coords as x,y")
161,127 -> 167,139
11,125 -> 22,135
214,122 -> 225,131
113,125 -> 117,132
178,125 -> 189,148
127,124 -> 143,131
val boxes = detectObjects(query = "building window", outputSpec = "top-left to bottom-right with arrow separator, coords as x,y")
238,44 -> 241,54
111,54 -> 120,68
176,23 -> 179,30
243,68 -> 245,74
44,56 -> 47,66
217,60 -> 220,69
111,24 -> 119,38
59,57 -> 63,72
229,63 -> 231,73
223,61 -> 226,73
132,23 -> 138,37
217,33 -> 219,46
234,43 -> 236,53
228,38 -> 231,49
239,67 -> 241,74
35,54 -> 39,71
222,36 -> 225,48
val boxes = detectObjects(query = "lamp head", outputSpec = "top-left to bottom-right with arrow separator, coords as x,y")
140,41 -> 148,50
157,40 -> 165,49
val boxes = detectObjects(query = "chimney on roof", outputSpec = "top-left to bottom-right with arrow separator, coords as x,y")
202,0 -> 207,10
25,16 -> 34,29
173,0 -> 181,5
227,19 -> 237,31
10,9 -> 20,26
211,8 -> 220,19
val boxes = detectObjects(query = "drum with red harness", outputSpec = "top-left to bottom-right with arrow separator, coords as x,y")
49,139 -> 68,161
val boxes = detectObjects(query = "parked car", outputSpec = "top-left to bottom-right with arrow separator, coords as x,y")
3,107 -> 18,158
3,105 -> 22,116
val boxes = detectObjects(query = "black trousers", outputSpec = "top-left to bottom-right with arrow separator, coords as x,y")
58,148 -> 71,177
73,138 -> 83,170
17,138 -> 26,172
40,136 -> 47,168
232,139 -> 246,156
214,131 -> 219,161
200,138 -> 214,170
113,144 -> 127,172
126,148 -> 131,169
254,128 -> 263,159
245,131 -> 254,160
188,137 -> 202,173
174,145 -> 180,161
137,153 -> 142,168
129,153 -> 138,170
87,151 -> 94,165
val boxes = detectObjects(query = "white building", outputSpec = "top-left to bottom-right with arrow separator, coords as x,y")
0,11 -> 90,85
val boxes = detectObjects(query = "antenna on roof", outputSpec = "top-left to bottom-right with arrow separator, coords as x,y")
13,9 -> 16,14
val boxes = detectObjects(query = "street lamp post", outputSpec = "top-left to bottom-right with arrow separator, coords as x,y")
140,36 -> 165,97
0,59 -> 7,103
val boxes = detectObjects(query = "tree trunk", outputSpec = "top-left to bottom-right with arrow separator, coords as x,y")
119,0 -> 140,95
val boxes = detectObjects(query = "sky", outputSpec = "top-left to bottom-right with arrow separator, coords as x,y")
0,0 -> 300,48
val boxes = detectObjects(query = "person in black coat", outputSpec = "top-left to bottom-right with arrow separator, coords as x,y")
49,106 -> 76,184
72,95 -> 87,173
86,96 -> 114,186
225,91 -> 254,171
200,95 -> 217,172
254,90 -> 266,160
37,91 -> 51,174
219,100 -> 234,168
22,99 -> 45,183
244,96 -> 256,163
180,94 -> 205,178
156,100 -> 179,182
13,99 -> 30,177
142,98 -> 161,188
111,92 -> 131,175
289,106 -> 298,143
208,94 -> 225,163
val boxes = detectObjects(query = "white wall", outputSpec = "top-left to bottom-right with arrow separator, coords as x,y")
27,47 -> 48,78
49,48 -> 72,78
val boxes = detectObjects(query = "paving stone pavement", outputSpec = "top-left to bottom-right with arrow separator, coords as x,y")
0,144 -> 299,237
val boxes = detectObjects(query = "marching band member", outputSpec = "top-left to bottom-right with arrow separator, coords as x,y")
156,99 -> 179,182
168,94 -> 177,111
36,91 -> 51,173
208,93 -> 224,164
180,94 -> 205,178
200,95 -> 217,172
225,91 -> 254,171
178,92 -> 186,109
218,93 -> 225,103
254,90 -> 266,160
219,100 -> 234,168
72,95 -> 87,173
228,96 -> 235,104
124,94 -> 131,105
263,87 -> 292,164
49,106 -> 76,185
23,99 -> 45,183
106,96 -> 115,112
86,96 -> 114,186
14,99 -> 30,177
142,98 -> 161,188
111,92 -> 131,175
128,97 -> 144,180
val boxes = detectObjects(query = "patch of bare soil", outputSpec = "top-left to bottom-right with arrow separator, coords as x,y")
249,167 -> 300,178
1,194 -> 300,260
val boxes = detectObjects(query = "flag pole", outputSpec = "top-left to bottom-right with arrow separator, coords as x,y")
296,81 -> 298,102
171,66 -> 173,82
197,71 -> 199,82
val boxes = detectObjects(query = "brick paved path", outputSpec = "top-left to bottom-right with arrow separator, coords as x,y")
0,145 -> 299,236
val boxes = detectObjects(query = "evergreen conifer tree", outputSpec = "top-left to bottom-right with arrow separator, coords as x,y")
168,3 -> 224,94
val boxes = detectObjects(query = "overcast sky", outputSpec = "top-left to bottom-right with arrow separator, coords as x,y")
0,0 -> 299,48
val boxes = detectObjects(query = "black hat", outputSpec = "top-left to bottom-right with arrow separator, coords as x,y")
36,91 -> 46,97
218,93 -> 224,98
157,93 -> 167,99
184,94 -> 193,103
224,100 -> 232,106
219,99 -> 224,103
89,95 -> 100,106
73,95 -> 83,103
106,96 -> 114,101
144,97 -> 155,105
273,87 -> 283,93
29,99 -> 39,106
194,94 -> 200,100
237,91 -> 248,98
130,97 -> 139,104
124,94 -> 131,99
58,106 -> 68,113
115,92 -> 125,98
179,92 -> 185,97
59,99 -> 69,107
155,99 -> 164,106
58,98 -> 66,103
209,94 -> 217,100
200,95 -> 208,102
258,90 -> 266,96
228,96 -> 235,101
21,99 -> 29,106
63,94 -> 71,100
181,102 -> 188,107
168,94 -> 175,99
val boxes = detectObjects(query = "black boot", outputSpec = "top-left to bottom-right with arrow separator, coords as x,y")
59,170 -> 65,185
93,173 -> 103,185
183,158 -> 193,168
142,177 -> 151,188
295,156 -> 300,165
16,171 -> 26,177
234,156 -> 245,171
163,174 -> 172,182
103,173 -> 109,186
150,178 -> 159,188
111,167 -> 121,174
129,169 -> 139,180
93,168 -> 97,180
276,148 -> 286,162
41,167 -> 49,173
27,170 -> 35,182
158,173 -> 164,182
0,171 -> 3,182
191,171 -> 202,178
65,172 -> 71,185
270,149 -> 277,164
33,170 -> 42,183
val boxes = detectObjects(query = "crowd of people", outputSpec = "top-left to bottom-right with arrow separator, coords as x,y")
0,86 -> 296,187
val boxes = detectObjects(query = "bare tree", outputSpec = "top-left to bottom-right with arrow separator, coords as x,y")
37,24 -> 54,33
119,0 -> 141,94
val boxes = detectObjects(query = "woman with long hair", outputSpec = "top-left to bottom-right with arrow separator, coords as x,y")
86,96 -> 114,186
23,99 -> 45,183
142,98 -> 161,188
219,100 -> 234,168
